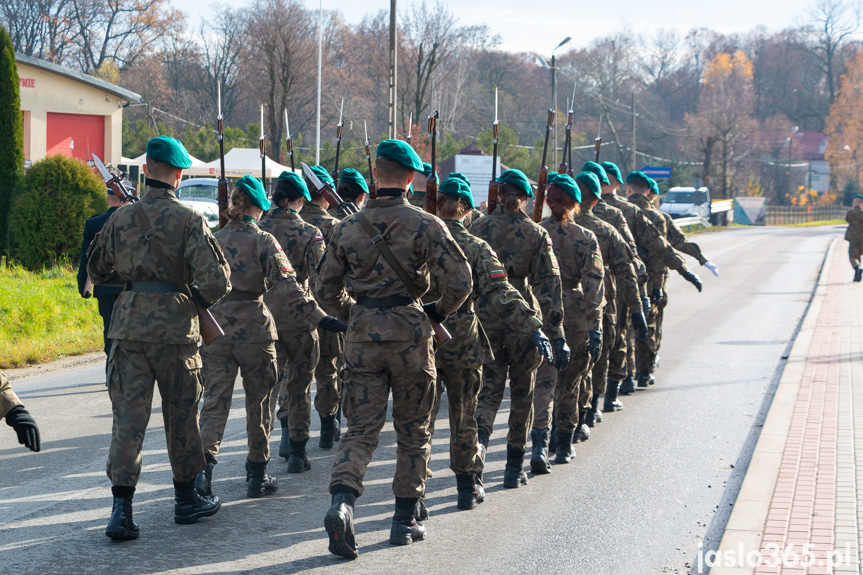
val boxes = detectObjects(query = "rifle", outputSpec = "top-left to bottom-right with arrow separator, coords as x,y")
302,162 -> 357,218
259,105 -> 267,190
92,153 -> 224,345
364,120 -> 376,199
532,109 -> 554,222
566,80 -> 577,175
406,112 -> 413,146
559,100 -> 573,176
330,98 -> 344,187
284,108 -> 294,171
594,113 -> 602,163
487,88 -> 499,215
425,111 -> 439,215
217,81 -> 228,228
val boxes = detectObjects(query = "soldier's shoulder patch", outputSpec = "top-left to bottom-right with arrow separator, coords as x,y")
314,234 -> 324,242
275,251 -> 294,274
592,252 -> 603,272
489,248 -> 498,258
546,237 -> 553,247
545,251 -> 560,272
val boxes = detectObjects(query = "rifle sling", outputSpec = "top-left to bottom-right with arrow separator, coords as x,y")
354,212 -> 422,303
133,202 -> 194,301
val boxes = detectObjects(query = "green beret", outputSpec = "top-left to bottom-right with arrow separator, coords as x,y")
439,176 -> 475,209
498,169 -> 533,198
339,168 -> 369,195
646,177 -> 660,196
448,172 -> 471,186
422,162 -> 439,180
626,171 -> 651,189
276,171 -> 310,202
581,161 -> 609,186
600,161 -> 623,184
548,172 -> 581,202
235,175 -> 271,211
146,136 -> 192,169
376,139 -> 424,171
310,165 -> 334,186
855,194 -> 863,201
575,171 -> 601,199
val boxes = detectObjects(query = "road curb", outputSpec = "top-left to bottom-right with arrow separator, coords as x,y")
708,238 -> 836,575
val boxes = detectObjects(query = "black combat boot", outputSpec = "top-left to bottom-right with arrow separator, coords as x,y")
619,376 -> 636,395
173,479 -> 221,525
105,486 -> 139,540
574,411 -> 591,443
319,413 -> 338,449
603,380 -> 624,412
477,427 -> 489,463
324,486 -> 359,559
503,445 -> 528,488
415,493 -> 429,520
456,473 -> 485,510
390,497 -> 426,545
586,396 -> 601,427
637,372 -> 651,388
195,453 -> 217,497
287,438 -> 311,473
548,420 -> 558,453
278,417 -> 290,460
855,268 -> 863,283
529,428 -> 551,475
245,458 -> 278,498
554,429 -> 575,464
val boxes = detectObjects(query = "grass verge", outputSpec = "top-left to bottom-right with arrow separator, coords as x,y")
0,260 -> 102,368
781,219 -> 845,228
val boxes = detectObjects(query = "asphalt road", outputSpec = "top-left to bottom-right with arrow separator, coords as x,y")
0,225 -> 841,575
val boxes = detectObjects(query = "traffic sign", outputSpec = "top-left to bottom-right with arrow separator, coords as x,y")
641,165 -> 671,179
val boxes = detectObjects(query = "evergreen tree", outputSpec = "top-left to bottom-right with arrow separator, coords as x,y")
0,25 -> 24,253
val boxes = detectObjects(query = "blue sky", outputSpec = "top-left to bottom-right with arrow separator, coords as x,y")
172,0 -> 818,53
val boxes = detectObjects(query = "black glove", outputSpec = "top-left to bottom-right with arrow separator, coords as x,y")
631,311 -> 648,340
5,407 -> 40,452
641,296 -> 651,317
650,288 -> 664,304
587,330 -> 603,359
529,329 -> 554,366
422,302 -> 447,323
552,337 -> 571,371
189,285 -> 213,309
318,315 -> 348,333
682,270 -> 703,292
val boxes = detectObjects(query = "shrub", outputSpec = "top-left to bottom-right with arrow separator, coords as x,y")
8,154 -> 107,269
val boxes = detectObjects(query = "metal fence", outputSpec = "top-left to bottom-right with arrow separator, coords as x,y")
765,206 -> 848,225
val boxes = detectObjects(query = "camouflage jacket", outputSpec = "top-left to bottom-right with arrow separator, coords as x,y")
539,216 -> 605,335
593,199 -> 647,285
428,219 -> 543,368
0,371 -> 23,420
660,210 -> 708,265
463,208 -> 484,229
211,221 -> 326,343
316,194 -> 472,343
258,209 -> 327,330
408,190 -> 426,209
470,205 -> 565,340
574,211 -> 641,319
87,186 -> 231,344
846,206 -> 863,242
300,203 -> 340,242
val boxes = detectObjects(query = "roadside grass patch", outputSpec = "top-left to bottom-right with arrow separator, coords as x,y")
0,259 -> 102,368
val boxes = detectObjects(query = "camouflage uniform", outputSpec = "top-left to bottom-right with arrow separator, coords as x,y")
573,209 -> 641,402
259,210 -> 328,439
427,219 -> 543,475
536,217 -> 604,434
87,186 -> 231,487
408,191 -> 426,209
316,193 -> 471,499
301,203 -> 343,419
463,208 -> 484,229
199,221 -> 327,463
846,206 -> 863,269
470,205 -> 565,451
0,371 -> 23,420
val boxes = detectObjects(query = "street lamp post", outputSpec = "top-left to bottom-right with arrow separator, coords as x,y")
845,144 -> 859,194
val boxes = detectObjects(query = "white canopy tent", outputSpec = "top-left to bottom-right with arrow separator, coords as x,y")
183,148 -> 298,179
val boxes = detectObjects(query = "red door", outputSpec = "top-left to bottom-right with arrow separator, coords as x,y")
46,112 -> 105,162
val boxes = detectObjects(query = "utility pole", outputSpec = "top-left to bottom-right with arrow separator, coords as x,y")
315,0 -> 322,164
631,92 -> 637,173
387,0 -> 397,139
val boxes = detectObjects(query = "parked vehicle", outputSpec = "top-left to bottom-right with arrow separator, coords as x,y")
660,186 -> 733,226
177,178 -> 220,229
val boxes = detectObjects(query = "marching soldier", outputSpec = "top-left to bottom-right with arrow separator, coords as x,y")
427,175 -> 553,509
445,172 -> 484,227
534,173 -> 604,465
1,371 -> 41,452
197,176 -> 346,498
88,136 -> 231,540
846,194 -> 863,282
470,169 -> 569,487
407,162 -> 435,209
318,140 -> 471,558
328,168 -> 369,218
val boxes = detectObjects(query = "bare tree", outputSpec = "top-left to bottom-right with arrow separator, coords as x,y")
198,7 -> 246,124
1,0 -> 77,63
800,0 -> 860,103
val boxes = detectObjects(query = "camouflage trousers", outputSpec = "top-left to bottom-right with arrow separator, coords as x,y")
850,241 -> 863,269
200,341 -> 279,463
429,363 -> 483,475
534,334 -> 591,433
315,331 -> 343,418
589,314 -> 617,398
274,328 -> 320,440
475,327 -> 542,451
329,337 -> 436,499
607,297 -> 630,382
636,304 -> 666,375
106,340 -> 205,486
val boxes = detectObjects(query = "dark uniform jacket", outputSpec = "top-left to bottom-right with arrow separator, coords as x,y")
77,206 -> 123,298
